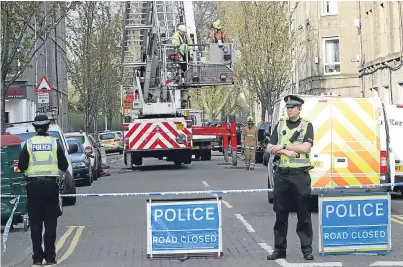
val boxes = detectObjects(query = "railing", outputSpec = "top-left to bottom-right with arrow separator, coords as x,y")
160,43 -> 236,87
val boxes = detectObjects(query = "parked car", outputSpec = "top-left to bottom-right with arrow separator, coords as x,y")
65,131 -> 100,181
255,121 -> 271,165
99,131 -> 123,154
89,134 -> 107,172
67,139 -> 93,186
5,121 -> 77,206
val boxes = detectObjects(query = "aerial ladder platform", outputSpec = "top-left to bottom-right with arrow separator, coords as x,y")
121,1 -> 237,168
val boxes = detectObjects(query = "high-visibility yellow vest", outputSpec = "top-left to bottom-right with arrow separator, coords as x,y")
25,136 -> 59,177
278,118 -> 311,168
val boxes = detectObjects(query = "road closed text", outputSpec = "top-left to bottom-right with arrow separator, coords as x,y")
324,230 -> 387,240
152,233 -> 218,244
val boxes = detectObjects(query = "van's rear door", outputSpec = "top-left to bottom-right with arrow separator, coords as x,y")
300,97 -> 332,188
330,98 -> 380,186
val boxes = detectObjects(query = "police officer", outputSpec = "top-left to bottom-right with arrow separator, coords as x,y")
18,115 -> 68,265
241,116 -> 258,170
266,95 -> 315,261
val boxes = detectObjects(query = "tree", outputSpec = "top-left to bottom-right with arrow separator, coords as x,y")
219,2 -> 313,120
1,2 -> 75,133
66,2 -> 122,133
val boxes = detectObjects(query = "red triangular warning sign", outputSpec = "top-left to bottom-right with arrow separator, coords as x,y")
35,76 -> 53,93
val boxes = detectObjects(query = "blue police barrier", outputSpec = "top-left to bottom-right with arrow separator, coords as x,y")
146,197 -> 223,259
319,192 -> 391,256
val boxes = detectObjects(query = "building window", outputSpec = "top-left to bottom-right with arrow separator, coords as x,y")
323,37 -> 340,75
322,0 -> 338,16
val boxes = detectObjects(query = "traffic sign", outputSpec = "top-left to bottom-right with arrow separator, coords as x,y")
146,197 -> 223,258
35,76 -> 53,93
38,93 -> 49,104
319,192 -> 391,256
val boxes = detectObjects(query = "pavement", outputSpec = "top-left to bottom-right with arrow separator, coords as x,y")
2,151 -> 403,267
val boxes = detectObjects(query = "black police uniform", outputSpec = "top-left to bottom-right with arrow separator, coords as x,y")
267,95 -> 315,261
18,115 -> 69,265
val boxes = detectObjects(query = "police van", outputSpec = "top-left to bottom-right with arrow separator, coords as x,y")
267,95 -> 391,203
384,104 -> 403,195
5,120 -> 77,206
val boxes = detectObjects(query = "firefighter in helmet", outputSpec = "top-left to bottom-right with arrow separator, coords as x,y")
211,20 -> 228,43
241,116 -> 258,170
172,24 -> 194,72
18,115 -> 68,265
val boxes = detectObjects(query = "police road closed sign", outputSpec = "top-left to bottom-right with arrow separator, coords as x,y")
146,198 -> 222,258
319,193 -> 391,255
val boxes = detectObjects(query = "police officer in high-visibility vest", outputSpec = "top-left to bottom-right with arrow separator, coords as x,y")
241,116 -> 258,170
18,115 -> 68,265
266,95 -> 315,261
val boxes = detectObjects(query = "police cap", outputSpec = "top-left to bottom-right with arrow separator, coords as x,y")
32,114 -> 51,127
284,95 -> 304,108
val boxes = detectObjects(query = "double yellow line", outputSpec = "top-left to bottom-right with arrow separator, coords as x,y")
32,226 -> 85,267
392,215 -> 403,225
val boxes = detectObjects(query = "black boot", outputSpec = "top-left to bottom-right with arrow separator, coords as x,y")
303,253 -> 314,260
267,251 -> 286,260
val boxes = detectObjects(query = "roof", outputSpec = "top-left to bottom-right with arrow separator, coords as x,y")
6,123 -> 62,135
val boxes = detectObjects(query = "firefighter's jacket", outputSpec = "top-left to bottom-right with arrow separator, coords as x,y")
241,125 -> 258,149
172,31 -> 193,60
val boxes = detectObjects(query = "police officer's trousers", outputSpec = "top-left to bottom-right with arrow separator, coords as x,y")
272,168 -> 313,254
244,148 -> 256,168
26,177 -> 61,263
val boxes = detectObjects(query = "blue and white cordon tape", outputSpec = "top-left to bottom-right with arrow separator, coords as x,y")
2,183 -> 403,252
2,196 -> 20,252
2,182 -> 403,198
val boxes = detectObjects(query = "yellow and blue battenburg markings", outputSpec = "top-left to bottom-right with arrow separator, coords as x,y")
318,192 -> 391,256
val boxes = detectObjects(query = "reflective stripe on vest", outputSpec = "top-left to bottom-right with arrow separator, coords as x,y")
278,119 -> 311,168
25,136 -> 59,177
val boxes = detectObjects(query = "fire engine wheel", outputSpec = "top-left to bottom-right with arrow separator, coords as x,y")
133,155 -> 142,166
174,159 -> 182,166
201,151 -> 211,161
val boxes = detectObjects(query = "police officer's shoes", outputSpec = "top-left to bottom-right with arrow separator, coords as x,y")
44,260 -> 57,265
267,251 -> 286,260
33,260 -> 42,265
303,253 -> 314,260
245,166 -> 249,170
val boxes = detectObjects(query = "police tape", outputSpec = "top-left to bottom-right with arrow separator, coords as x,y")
1,182 -> 403,198
3,196 -> 20,252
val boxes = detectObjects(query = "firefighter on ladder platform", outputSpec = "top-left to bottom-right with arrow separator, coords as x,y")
172,24 -> 193,73
210,20 -> 228,44
241,116 -> 258,170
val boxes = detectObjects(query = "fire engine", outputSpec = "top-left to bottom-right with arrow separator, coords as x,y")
121,1 -> 237,168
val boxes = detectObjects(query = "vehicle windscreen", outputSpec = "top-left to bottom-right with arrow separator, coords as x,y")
100,133 -> 115,140
115,132 -> 123,138
67,139 -> 84,153
66,135 -> 85,144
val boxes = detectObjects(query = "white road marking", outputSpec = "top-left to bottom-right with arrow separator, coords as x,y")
222,200 -> 233,208
201,181 -> 233,208
234,214 -> 255,232
202,181 -> 210,187
370,262 -> 403,266
258,243 -> 342,267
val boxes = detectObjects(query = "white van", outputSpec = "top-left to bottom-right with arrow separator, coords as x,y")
267,95 -> 391,203
384,104 -> 403,194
